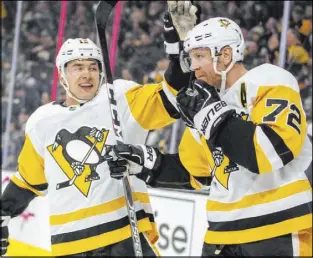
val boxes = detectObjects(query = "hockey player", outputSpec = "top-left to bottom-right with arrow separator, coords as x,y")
0,1 -> 202,255
0,35 -> 191,256
107,17 -> 312,256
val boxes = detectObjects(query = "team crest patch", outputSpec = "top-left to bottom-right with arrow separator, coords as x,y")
47,126 -> 109,197
209,147 -> 239,190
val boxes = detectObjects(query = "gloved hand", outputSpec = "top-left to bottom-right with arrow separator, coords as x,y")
177,79 -> 235,139
163,10 -> 181,60
71,161 -> 84,176
1,210 -> 11,256
167,1 -> 201,40
106,144 -> 162,183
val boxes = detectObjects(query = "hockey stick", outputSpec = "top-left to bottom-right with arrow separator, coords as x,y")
56,138 -> 99,190
95,1 -> 143,257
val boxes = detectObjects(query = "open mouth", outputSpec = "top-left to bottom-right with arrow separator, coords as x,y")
79,83 -> 93,88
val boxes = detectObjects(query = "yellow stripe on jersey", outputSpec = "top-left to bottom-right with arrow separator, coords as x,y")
125,82 -> 176,130
252,133 -> 273,173
207,179 -> 311,211
178,128 -> 211,178
7,238 -> 52,256
163,78 -> 178,96
143,232 -> 161,256
145,222 -> 159,244
18,134 -> 47,186
10,175 -> 44,196
52,217 -> 152,256
251,85 -> 306,172
204,214 -> 312,244
50,192 -> 151,225
298,227 -> 312,256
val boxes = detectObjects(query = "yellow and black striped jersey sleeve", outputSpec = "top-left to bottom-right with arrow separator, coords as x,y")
217,83 -> 307,174
1,130 -> 48,217
12,132 -> 48,196
123,58 -> 192,130
250,85 -> 307,173
125,79 -> 179,130
144,128 -> 211,190
12,107 -> 48,196
1,179 -> 38,218
178,128 -> 212,189
179,128 -> 211,178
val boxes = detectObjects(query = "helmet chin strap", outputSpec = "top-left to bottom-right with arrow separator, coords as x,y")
59,71 -> 105,105
212,55 -> 236,97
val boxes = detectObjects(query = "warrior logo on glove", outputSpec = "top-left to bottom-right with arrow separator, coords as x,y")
47,126 -> 109,196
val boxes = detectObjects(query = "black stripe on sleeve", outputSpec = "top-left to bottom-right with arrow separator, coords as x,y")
159,89 -> 180,119
193,176 -> 212,187
148,153 -> 195,190
216,116 -> 259,173
19,173 -> 48,191
260,124 -> 294,165
164,58 -> 191,91
1,180 -> 37,217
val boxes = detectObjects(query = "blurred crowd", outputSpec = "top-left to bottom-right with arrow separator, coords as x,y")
1,1 -> 312,170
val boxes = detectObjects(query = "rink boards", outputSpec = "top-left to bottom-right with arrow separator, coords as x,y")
2,170 -> 209,256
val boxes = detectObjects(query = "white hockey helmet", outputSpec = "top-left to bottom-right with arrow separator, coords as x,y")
181,17 -> 245,96
56,38 -> 105,103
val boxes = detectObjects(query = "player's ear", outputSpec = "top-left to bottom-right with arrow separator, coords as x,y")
221,46 -> 232,67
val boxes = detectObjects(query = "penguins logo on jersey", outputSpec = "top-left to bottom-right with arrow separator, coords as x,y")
47,126 -> 109,197
209,111 -> 249,189
235,111 -> 249,121
209,147 -> 239,190
218,18 -> 231,29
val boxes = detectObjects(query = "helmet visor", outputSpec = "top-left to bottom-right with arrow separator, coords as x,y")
179,50 -> 192,73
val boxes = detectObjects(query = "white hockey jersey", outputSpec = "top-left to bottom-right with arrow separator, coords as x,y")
178,64 -> 312,244
11,79 -> 177,256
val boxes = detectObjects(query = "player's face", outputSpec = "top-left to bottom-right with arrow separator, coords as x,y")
189,48 -> 222,88
64,59 -> 101,102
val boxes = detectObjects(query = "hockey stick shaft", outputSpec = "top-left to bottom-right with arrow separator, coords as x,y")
95,1 -> 143,256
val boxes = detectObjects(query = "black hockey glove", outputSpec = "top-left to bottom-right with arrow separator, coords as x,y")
106,144 -> 162,184
163,11 -> 182,60
177,79 -> 235,140
0,210 -> 11,256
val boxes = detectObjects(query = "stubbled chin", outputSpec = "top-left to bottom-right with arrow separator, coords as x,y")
197,76 -> 208,82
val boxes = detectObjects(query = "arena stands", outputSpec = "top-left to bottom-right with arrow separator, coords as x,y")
1,1 -> 312,170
